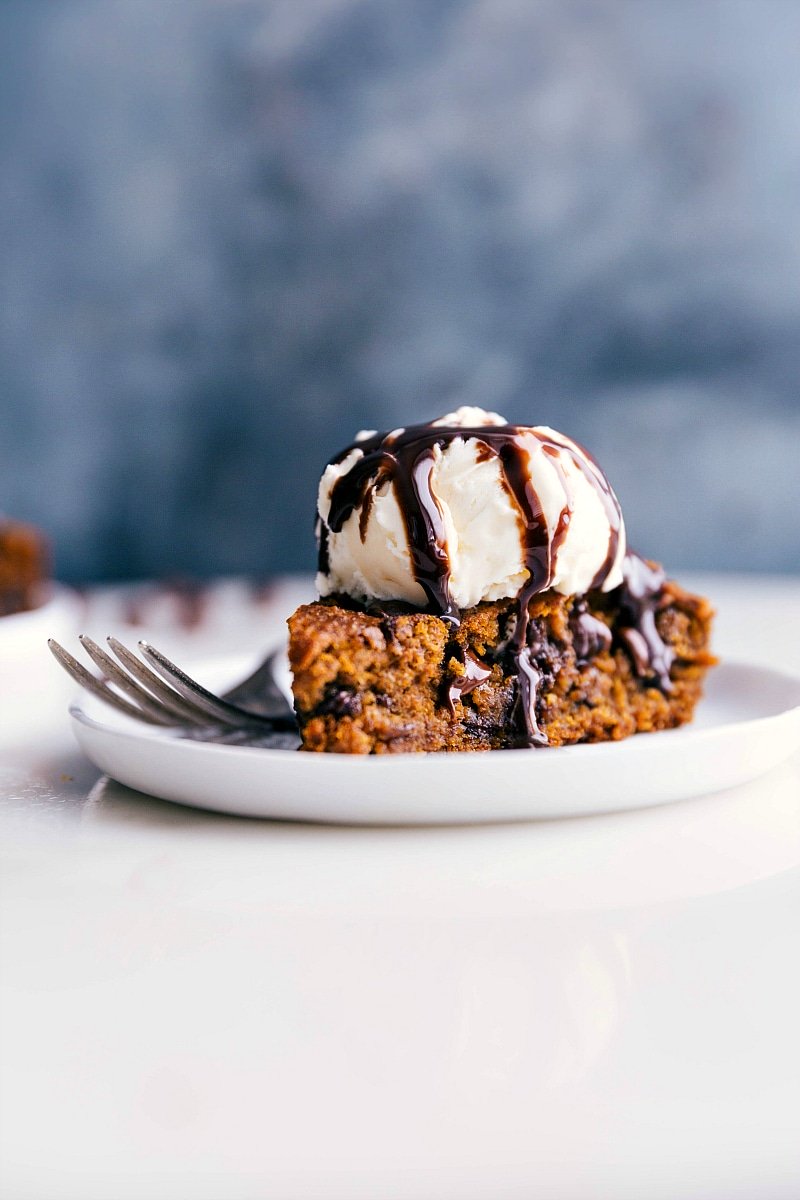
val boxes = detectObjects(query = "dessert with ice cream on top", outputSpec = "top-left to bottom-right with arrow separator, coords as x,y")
289,407 -> 716,754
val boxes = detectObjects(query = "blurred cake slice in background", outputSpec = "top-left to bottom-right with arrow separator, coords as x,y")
0,517 -> 50,616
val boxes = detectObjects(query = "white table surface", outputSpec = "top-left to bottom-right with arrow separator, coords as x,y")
1,573 -> 799,1200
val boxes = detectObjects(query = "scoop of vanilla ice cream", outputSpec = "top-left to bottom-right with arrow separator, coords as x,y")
316,409 -> 626,609
431,405 -> 508,428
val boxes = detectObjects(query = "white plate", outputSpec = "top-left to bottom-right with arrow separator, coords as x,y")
67,656 -> 800,825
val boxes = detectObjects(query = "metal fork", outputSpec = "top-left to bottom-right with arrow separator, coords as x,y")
48,636 -> 301,748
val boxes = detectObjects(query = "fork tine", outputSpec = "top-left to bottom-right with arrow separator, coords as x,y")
222,649 -> 294,719
104,637 -> 211,726
47,639 -> 168,725
138,640 -> 271,727
78,635 -> 196,726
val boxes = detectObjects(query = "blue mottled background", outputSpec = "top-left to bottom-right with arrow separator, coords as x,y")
1,0 -> 798,582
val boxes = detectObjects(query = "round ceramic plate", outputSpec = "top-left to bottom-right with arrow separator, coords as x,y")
67,655 -> 800,825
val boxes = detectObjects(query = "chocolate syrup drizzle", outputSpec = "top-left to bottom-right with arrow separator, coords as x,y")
616,553 -> 675,692
319,420 -> 672,747
446,648 -> 494,712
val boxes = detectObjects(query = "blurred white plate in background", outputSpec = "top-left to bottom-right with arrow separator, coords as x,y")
68,657 -> 800,825
0,587 -> 82,749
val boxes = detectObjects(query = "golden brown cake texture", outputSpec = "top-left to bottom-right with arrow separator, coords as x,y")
288,577 -> 716,754
0,520 -> 50,617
